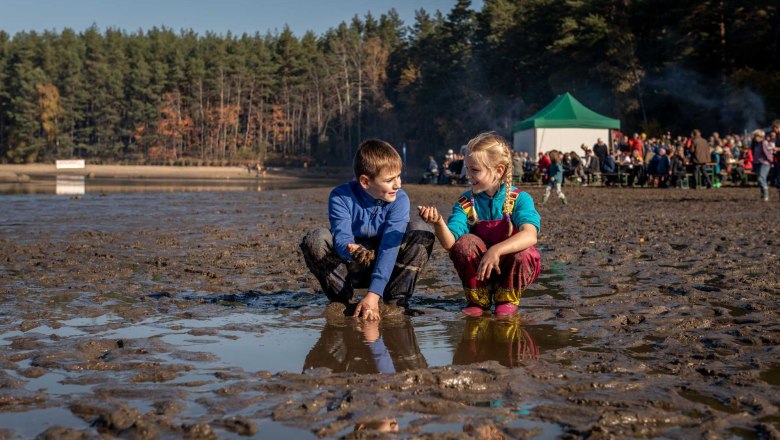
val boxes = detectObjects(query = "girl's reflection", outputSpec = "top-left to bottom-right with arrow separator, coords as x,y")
303,314 -> 428,374
453,316 -> 539,367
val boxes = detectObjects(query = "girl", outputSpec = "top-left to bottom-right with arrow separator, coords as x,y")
542,151 -> 567,204
417,132 -> 541,317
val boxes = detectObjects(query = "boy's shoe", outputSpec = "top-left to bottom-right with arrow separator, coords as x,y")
494,302 -> 518,317
542,194 -> 549,205
462,304 -> 485,317
561,196 -> 568,205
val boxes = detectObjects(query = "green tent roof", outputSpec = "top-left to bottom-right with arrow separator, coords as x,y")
512,93 -> 621,132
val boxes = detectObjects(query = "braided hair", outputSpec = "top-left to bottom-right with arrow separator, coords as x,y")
466,132 -> 515,236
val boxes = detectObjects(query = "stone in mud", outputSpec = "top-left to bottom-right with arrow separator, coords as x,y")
464,423 -> 507,440
153,400 -> 185,416
36,426 -> 96,440
180,422 -> 216,439
93,405 -> 141,433
221,416 -> 258,436
19,367 -> 47,378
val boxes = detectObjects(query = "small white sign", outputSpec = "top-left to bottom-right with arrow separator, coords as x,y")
56,160 -> 85,169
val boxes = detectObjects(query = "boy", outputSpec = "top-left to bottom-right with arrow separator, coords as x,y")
300,139 -> 434,321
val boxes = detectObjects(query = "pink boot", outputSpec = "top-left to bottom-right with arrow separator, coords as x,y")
495,302 -> 518,317
462,304 -> 485,317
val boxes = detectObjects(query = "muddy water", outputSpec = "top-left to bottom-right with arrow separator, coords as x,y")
0,175 -> 341,195
1,185 -> 779,438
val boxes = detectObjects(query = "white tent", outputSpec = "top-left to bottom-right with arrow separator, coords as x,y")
512,93 -> 621,157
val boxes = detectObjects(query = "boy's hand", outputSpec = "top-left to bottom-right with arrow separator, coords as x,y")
347,244 -> 375,268
417,206 -> 442,224
477,247 -> 502,281
354,292 -> 381,321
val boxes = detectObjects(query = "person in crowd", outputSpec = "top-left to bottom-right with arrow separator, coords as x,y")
561,150 -> 572,181
601,152 -> 617,186
629,133 -> 644,158
512,150 -> 523,185
584,147 -> 600,186
627,149 -> 646,187
522,152 -> 537,183
732,144 -> 753,186
670,146 -> 689,188
593,138 -> 609,166
569,150 -> 585,184
300,139 -> 435,321
751,129 -> 774,201
417,132 -> 541,317
691,129 -> 712,189
542,151 -> 568,204
711,145 -> 724,188
422,155 -> 439,184
648,147 -> 671,188
537,151 -> 551,184
617,134 -> 629,154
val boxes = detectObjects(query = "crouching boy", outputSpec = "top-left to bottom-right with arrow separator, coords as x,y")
300,139 -> 434,320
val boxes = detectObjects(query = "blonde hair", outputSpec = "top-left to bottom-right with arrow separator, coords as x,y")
752,129 -> 765,138
466,131 -> 514,218
353,139 -> 402,179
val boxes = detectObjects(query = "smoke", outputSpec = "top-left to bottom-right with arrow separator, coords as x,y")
643,67 -> 766,133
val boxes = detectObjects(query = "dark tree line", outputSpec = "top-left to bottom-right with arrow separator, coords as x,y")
0,0 -> 777,164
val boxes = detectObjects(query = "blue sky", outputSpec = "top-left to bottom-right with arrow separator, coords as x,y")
0,0 -> 483,37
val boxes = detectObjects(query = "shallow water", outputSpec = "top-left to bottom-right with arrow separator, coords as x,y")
0,175 -> 340,195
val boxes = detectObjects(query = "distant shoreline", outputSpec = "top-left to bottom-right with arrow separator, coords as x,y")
0,164 -> 341,181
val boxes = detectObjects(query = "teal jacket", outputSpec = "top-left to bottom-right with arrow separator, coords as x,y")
446,184 -> 541,241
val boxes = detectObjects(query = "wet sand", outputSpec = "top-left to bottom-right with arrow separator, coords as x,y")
0,185 -> 779,438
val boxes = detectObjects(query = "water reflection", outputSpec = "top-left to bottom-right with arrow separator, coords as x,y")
303,315 -> 427,374
55,175 -> 85,195
1,176 -> 341,195
452,317 -> 539,368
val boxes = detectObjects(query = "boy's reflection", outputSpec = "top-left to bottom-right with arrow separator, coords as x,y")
303,314 -> 428,374
453,316 -> 539,367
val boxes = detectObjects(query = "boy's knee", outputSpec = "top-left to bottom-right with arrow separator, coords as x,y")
300,228 -> 332,259
403,218 -> 435,252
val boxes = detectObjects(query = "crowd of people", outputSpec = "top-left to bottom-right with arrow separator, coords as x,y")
424,120 -> 780,201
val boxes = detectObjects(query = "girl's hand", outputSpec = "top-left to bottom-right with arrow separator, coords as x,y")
477,247 -> 502,281
417,206 -> 442,224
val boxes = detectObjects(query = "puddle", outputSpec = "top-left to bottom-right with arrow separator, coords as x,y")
711,302 -> 750,317
0,408 -> 88,438
678,389 -> 740,414
759,364 -> 780,386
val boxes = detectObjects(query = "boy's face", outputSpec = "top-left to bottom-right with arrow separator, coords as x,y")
359,168 -> 402,202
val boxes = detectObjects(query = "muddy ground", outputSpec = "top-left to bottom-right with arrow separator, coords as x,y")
0,185 -> 779,439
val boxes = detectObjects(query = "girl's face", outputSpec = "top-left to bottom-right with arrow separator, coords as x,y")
464,156 -> 502,194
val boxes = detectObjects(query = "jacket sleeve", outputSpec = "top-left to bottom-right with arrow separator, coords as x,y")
446,199 -> 470,241
368,193 -> 410,296
511,192 -> 541,233
328,191 -> 354,261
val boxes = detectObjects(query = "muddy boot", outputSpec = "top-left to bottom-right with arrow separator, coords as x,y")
561,195 -> 568,205
542,194 -> 549,205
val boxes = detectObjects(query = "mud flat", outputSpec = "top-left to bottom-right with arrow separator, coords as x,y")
0,185 -> 778,438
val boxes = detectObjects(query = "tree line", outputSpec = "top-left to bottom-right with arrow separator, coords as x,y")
0,0 -> 777,165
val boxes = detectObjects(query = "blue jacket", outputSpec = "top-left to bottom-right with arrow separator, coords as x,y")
548,163 -> 563,183
601,155 -> 616,173
328,181 -> 409,296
